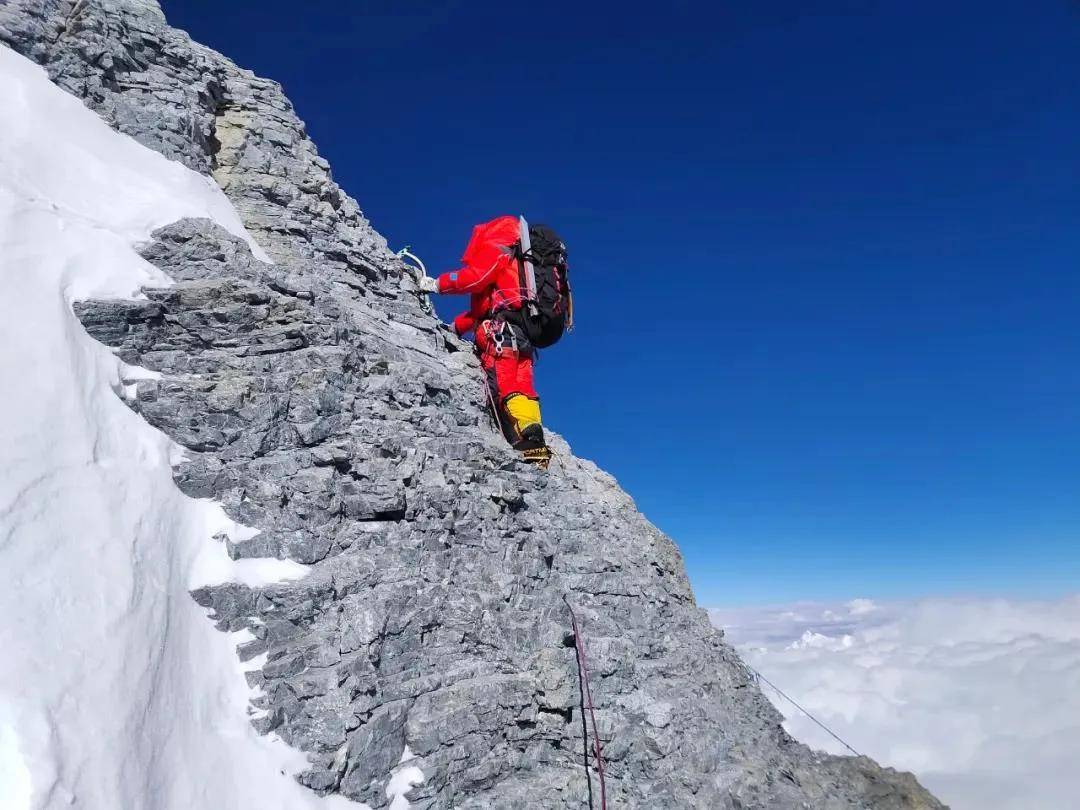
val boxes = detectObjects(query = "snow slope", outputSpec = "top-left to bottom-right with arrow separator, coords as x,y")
0,45 -> 362,810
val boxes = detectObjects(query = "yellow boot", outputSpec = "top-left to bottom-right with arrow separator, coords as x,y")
504,394 -> 543,447
504,395 -> 550,468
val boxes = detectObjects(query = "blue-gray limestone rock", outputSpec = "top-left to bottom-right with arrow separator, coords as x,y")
3,2 -> 946,808
0,0 -> 390,279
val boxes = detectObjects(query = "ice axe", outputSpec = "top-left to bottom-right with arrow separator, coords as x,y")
396,246 -> 435,313
396,245 -> 428,278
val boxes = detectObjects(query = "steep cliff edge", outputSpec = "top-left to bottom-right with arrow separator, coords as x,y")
0,2 -> 944,807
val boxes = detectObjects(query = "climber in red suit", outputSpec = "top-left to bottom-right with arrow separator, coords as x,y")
418,215 -> 547,459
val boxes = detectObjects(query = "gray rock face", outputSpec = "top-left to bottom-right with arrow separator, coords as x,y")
0,0 -> 391,280
3,3 -> 945,809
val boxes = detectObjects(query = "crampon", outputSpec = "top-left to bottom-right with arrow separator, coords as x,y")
521,446 -> 552,469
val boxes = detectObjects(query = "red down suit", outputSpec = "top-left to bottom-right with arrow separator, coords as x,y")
436,216 -> 542,440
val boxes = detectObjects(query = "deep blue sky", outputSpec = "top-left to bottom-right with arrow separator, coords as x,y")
163,0 -> 1080,605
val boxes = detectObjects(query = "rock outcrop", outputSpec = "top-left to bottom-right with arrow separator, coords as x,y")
2,2 -> 945,808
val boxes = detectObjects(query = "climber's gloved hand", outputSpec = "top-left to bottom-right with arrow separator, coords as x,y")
417,275 -> 440,294
452,313 -> 474,337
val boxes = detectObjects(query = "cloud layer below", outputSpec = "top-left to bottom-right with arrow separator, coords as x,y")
710,595 -> 1080,810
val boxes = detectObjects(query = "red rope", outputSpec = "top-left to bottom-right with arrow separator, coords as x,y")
563,595 -> 607,810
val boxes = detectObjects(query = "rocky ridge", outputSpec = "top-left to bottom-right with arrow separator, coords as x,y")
1,2 -> 946,808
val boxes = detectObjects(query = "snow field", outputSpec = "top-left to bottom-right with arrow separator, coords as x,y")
0,44 -> 374,810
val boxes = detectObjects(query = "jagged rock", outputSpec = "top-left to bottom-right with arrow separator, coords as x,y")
2,3 -> 946,808
0,0 -> 390,279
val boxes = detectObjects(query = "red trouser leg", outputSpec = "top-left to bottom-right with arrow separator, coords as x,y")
476,322 -> 541,445
484,351 -> 537,402
476,322 -> 538,401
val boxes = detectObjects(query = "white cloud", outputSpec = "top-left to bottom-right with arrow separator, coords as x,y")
710,595 -> 1080,810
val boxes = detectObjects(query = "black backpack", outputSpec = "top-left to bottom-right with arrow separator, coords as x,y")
512,223 -> 573,348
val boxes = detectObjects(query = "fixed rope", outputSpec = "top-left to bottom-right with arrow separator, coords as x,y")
563,595 -> 607,810
483,373 -> 507,439
746,664 -> 861,757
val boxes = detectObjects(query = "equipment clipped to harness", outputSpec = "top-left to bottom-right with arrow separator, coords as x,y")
509,216 -> 573,349
488,318 -> 516,356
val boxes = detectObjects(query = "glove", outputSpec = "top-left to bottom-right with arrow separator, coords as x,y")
453,313 -> 475,337
417,275 -> 440,294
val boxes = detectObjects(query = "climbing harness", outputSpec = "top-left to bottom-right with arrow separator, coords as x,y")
487,318 -> 516,356
479,323 -> 512,441
746,664 -> 861,757
563,595 -> 607,810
